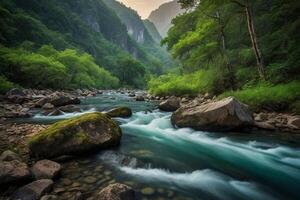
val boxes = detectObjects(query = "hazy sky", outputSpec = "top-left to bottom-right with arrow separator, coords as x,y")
118,0 -> 172,19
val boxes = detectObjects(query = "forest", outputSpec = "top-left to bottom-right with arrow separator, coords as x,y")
149,0 -> 300,113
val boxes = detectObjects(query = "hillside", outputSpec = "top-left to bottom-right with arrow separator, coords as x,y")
148,0 -> 184,38
0,0 -> 171,89
143,20 -> 162,43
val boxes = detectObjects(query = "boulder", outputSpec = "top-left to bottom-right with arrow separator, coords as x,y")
287,116 -> 300,129
0,150 -> 21,162
6,88 -> 26,96
135,96 -> 144,101
31,160 -> 61,180
58,105 -> 81,113
29,112 -> 122,158
96,183 -> 135,200
106,107 -> 132,118
158,97 -> 180,112
171,97 -> 253,131
42,103 -> 54,110
0,160 -> 31,184
11,179 -> 54,200
35,95 -> 80,108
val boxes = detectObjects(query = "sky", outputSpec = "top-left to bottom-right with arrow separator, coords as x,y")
118,0 -> 172,19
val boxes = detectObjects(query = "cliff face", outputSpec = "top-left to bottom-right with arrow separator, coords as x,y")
148,0 -> 184,38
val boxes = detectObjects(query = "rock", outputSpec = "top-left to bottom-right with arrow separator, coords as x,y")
40,195 -> 58,200
0,160 -> 31,184
11,179 -> 54,200
35,94 -> 81,108
59,105 -> 81,113
29,112 -> 122,158
254,121 -> 276,130
106,107 -> 132,118
135,96 -> 145,101
83,176 -> 97,184
31,160 -> 61,180
158,97 -> 180,112
96,183 -> 135,200
7,95 -> 28,104
6,88 -> 26,96
287,116 -> 300,129
141,187 -> 155,195
128,93 -> 135,97
171,97 -> 253,131
0,150 -> 21,161
42,103 -> 54,110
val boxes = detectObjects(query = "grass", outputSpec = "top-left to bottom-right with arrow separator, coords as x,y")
221,81 -> 300,113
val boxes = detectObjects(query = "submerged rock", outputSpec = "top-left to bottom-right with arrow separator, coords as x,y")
0,160 -> 31,184
106,107 -> 132,118
135,96 -> 145,101
96,183 -> 135,200
159,97 -> 180,112
11,179 -> 54,200
171,97 -> 253,131
29,112 -> 122,158
31,160 -> 61,180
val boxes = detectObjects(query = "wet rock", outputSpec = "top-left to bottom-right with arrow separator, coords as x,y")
106,107 -> 132,118
31,160 -> 61,180
42,103 -> 54,110
0,150 -> 21,161
171,97 -> 253,131
11,179 -> 54,200
29,112 -> 122,158
141,187 -> 155,195
96,183 -> 135,200
135,96 -> 145,101
0,160 -> 31,184
7,95 -> 28,104
83,176 -> 97,184
59,105 -> 81,113
158,97 -> 180,112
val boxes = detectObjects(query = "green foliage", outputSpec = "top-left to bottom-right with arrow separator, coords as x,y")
0,75 -> 16,94
221,81 -> 300,112
0,45 -> 119,89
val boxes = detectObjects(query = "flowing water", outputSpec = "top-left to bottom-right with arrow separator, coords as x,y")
25,92 -> 300,199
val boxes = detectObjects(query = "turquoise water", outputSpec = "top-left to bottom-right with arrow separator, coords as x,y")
28,92 -> 300,199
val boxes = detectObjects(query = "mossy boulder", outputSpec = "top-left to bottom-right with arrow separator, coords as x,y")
106,107 -> 132,118
29,112 -> 122,158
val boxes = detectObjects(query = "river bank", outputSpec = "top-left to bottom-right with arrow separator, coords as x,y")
1,89 -> 300,200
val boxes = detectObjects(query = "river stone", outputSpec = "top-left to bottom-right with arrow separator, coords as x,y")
141,187 -> 155,195
42,103 -> 54,110
106,107 -> 132,118
6,88 -> 26,96
32,160 -> 61,179
171,97 -> 253,131
29,112 -> 122,158
0,150 -> 21,161
158,97 -> 181,112
0,160 -> 31,184
96,183 -> 135,200
11,179 -> 54,200
135,96 -> 145,101
40,195 -> 58,200
83,176 -> 97,184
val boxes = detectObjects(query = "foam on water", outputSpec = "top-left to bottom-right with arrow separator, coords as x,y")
33,108 -> 96,120
120,166 -> 276,200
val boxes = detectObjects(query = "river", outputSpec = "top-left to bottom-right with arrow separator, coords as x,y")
24,91 -> 300,199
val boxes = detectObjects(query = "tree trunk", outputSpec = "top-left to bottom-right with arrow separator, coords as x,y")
245,3 -> 266,79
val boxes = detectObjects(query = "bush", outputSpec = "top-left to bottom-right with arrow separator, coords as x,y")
0,76 -> 16,94
221,81 -> 300,112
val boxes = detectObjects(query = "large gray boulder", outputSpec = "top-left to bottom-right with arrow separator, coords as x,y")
11,179 -> 54,200
31,160 -> 61,180
171,97 -> 253,131
96,183 -> 135,200
0,160 -> 31,184
29,112 -> 122,158
158,97 -> 180,112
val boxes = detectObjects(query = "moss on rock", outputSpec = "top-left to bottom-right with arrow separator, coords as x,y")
29,112 -> 122,158
106,107 -> 132,118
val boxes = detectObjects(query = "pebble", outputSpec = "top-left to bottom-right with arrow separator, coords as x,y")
83,176 -> 98,184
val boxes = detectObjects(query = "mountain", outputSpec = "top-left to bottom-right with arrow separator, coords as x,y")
148,0 -> 184,38
103,0 -> 173,70
143,20 -> 162,43
0,0 -> 172,88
